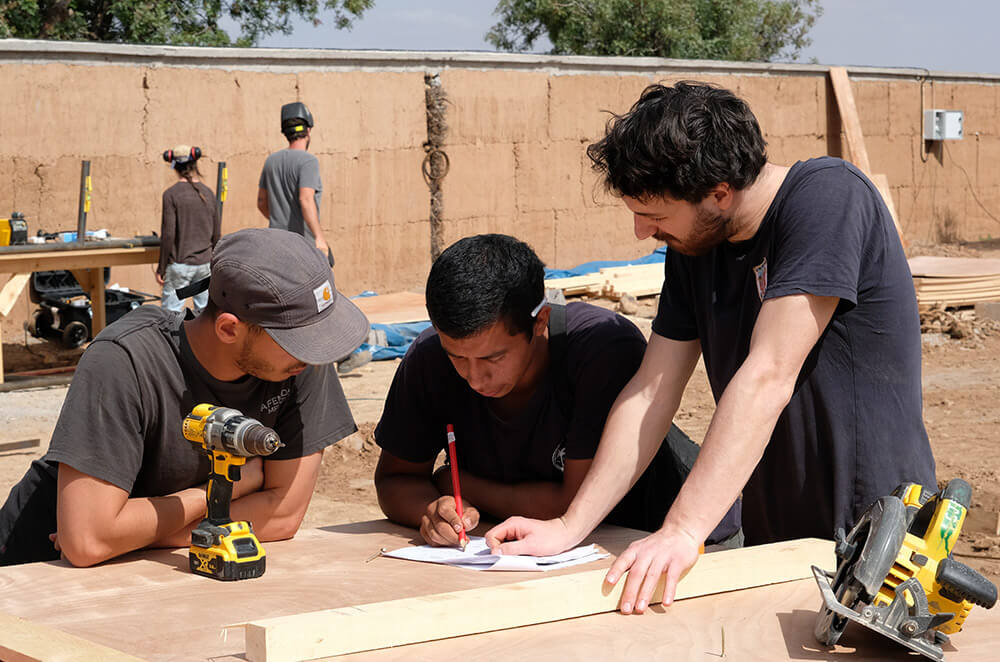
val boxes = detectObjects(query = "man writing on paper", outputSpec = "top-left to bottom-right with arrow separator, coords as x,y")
486,82 -> 936,614
373,233 -> 740,547
0,229 -> 369,567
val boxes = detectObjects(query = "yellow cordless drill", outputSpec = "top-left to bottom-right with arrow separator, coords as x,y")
182,404 -> 284,581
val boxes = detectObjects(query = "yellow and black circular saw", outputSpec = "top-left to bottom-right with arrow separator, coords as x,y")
813,478 -> 996,660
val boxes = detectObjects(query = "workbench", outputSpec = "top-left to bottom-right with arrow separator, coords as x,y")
0,244 -> 160,382
0,520 -> 995,661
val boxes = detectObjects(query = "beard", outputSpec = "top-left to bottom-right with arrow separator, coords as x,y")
655,206 -> 734,257
235,335 -> 272,379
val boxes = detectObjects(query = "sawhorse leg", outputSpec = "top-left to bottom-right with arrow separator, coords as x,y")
69,268 -> 106,337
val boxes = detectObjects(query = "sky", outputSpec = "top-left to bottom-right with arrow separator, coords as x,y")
255,0 -> 999,76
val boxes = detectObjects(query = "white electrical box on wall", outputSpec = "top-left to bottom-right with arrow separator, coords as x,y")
923,109 -> 964,140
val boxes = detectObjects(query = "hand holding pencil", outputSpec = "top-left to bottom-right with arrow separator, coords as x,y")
417,425 -> 479,547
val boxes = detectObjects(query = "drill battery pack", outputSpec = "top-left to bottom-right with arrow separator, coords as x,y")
189,520 -> 266,581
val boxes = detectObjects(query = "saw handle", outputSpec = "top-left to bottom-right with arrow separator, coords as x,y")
936,557 -> 998,608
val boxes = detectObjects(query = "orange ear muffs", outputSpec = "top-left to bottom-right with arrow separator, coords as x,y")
191,146 -> 202,160
162,150 -> 174,163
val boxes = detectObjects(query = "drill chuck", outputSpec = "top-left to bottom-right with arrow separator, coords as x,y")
232,422 -> 282,456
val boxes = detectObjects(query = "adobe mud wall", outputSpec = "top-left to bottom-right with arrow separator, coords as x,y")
1,41 -> 998,342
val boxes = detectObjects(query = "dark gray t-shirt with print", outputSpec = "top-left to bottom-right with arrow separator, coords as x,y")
0,305 -> 354,564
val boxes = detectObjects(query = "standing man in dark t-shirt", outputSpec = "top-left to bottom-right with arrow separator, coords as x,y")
0,228 -> 370,567
374,234 -> 740,547
487,82 -> 935,614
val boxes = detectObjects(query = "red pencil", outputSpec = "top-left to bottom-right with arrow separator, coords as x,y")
446,424 -> 470,551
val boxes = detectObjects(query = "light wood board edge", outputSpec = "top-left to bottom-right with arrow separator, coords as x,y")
829,66 -> 872,174
0,272 -> 29,318
0,611 -> 145,662
870,173 -> 905,246
239,537 -> 833,662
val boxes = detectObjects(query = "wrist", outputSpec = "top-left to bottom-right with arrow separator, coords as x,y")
558,509 -> 590,547
661,511 -> 706,547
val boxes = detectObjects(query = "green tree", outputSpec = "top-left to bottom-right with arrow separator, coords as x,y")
0,1 -> 373,47
487,0 -> 822,62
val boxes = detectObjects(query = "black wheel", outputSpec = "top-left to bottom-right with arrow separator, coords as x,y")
61,320 -> 89,348
26,309 -> 53,338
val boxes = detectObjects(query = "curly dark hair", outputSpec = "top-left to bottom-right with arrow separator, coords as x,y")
426,234 -> 545,340
587,81 -> 767,203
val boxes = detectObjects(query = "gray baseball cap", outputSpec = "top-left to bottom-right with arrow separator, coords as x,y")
209,228 -> 369,365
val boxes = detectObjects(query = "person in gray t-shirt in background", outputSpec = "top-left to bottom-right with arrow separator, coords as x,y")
257,101 -> 333,265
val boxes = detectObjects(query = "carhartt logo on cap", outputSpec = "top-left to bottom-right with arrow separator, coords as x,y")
313,281 -> 334,313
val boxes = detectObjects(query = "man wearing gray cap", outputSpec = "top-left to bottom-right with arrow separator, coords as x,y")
0,228 -> 369,567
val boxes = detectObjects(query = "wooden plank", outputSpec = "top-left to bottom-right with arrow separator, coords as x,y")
909,256 -> 1000,278
240,538 -> 833,662
0,611 -> 143,662
0,438 -> 40,453
870,173 -> 904,245
828,68 -> 904,245
339,576 -> 1000,662
0,272 -> 29,317
829,67 -> 872,174
599,263 -> 664,279
352,292 -> 428,325
0,246 -> 160,274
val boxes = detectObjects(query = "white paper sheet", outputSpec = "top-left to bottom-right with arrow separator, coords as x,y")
383,536 -> 608,571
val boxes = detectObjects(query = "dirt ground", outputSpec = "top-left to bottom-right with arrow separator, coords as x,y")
1,243 -> 999,586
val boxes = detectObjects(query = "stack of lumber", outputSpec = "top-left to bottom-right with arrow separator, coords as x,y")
909,256 -> 1000,307
545,263 -> 664,301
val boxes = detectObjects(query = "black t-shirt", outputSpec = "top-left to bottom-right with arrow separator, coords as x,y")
0,306 -> 355,564
376,303 -> 647,484
652,157 -> 936,544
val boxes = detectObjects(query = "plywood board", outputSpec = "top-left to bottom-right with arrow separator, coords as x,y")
0,612 -> 143,662
241,538 -> 832,661
909,256 -> 1000,278
0,522 -> 996,661
352,292 -> 428,325
0,522 -> 642,660
909,256 -> 1000,306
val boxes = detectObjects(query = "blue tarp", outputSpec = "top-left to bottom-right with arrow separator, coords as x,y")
359,321 -> 432,361
351,248 -> 666,362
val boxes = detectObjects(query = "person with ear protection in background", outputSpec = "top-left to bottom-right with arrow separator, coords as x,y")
158,145 -> 221,313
